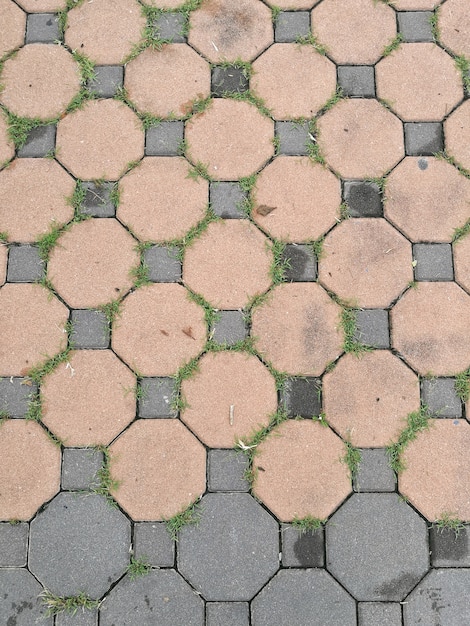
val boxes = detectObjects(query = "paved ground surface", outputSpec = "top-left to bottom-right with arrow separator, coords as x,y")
1,0 -> 470,624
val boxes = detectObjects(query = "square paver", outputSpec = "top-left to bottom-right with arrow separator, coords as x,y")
354,309 -> 390,349
207,449 -> 250,492
275,12 -> 311,43
61,448 -> 103,491
211,66 -> 249,97
150,11 -> 185,42
281,377 -> 321,418
275,121 -> 309,156
404,122 -> 444,155
26,13 -> 60,44
82,182 -> 116,217
210,310 -> 247,345
70,309 -> 110,349
421,378 -> 462,418
209,182 -> 246,218
0,377 -> 38,418
55,609 -> 98,625
358,602 -> 402,625
87,66 -> 124,98
144,245 -> 182,282
138,377 -> 177,418
343,180 -> 383,217
145,121 -> 184,156
0,522 -> 29,566
429,526 -> 470,567
134,522 -> 175,567
354,449 -> 397,492
281,524 -> 324,567
397,12 -> 434,43
206,602 -> 250,626
283,244 -> 317,281
17,124 -> 56,158
338,66 -> 376,98
6,245 -> 44,283
413,243 -> 454,281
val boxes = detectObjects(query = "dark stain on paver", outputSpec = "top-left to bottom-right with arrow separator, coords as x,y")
205,0 -> 254,48
375,571 -> 419,598
293,530 -> 323,566
418,158 -> 428,170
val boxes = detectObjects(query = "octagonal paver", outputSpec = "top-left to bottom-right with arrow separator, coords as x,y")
319,218 -> 413,308
0,113 -> 14,166
56,99 -> 144,180
117,157 -> 208,242
0,0 -> 26,59
0,420 -> 60,521
252,157 -> 340,242
47,218 -> 138,308
125,45 -> 210,119
327,493 -> 429,601
391,282 -> 470,375
376,43 -> 463,122
454,235 -> 470,293
318,99 -> 404,179
178,493 -> 279,600
183,220 -> 272,309
266,0 -> 319,6
41,350 -> 136,446
181,351 -> 277,447
112,283 -> 206,376
311,0 -> 396,65
0,569 -> 52,626
393,0 -> 439,8
439,0 -> 470,58
252,283 -> 343,375
185,99 -> 274,180
188,0 -> 273,63
253,420 -> 351,521
0,44 -> 80,120
0,159 -> 74,243
0,246 -> 6,286
323,351 -> 419,448
400,419 -> 470,521
109,420 -> 206,520
30,492 -> 130,597
16,0 -> 65,10
251,44 -> 336,119
385,157 -> 470,243
445,100 -> 470,172
0,283 -> 68,376
65,0 -> 145,65
251,569 -> 356,626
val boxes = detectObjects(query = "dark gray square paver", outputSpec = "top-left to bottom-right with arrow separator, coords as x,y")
275,12 -> 310,43
211,66 -> 249,97
7,245 -> 44,282
208,449 -> 250,492
281,377 -> 321,418
343,180 -> 383,217
151,11 -> 185,42
413,243 -> 454,281
26,13 -> 60,43
404,122 -> 444,155
87,66 -> 124,98
210,310 -> 247,345
354,448 -> 396,493
138,377 -> 177,418
17,124 -> 56,158
210,182 -> 246,218
338,66 -> 375,97
421,378 -> 462,418
206,602 -> 249,626
70,309 -> 109,349
397,11 -> 434,42
145,121 -> 184,156
0,377 -> 38,417
429,526 -> 470,567
82,182 -> 116,217
283,244 -> 317,282
0,522 -> 29,566
61,448 -> 103,490
358,602 -> 402,625
354,309 -> 390,349
144,245 -> 182,282
134,522 -> 175,567
56,609 -> 98,625
275,121 -> 309,156
281,524 -> 324,567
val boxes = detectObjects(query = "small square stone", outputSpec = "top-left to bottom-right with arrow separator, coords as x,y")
210,310 -> 247,345
208,449 -> 250,492
0,523 -> 29,566
17,124 -> 56,158
281,524 -> 324,567
210,182 -> 246,218
338,66 -> 375,98
343,180 -> 383,217
82,182 -> 116,217
354,309 -> 390,349
61,448 -> 103,490
283,244 -> 317,281
138,377 -> 177,418
275,12 -> 310,43
358,602 -> 402,625
206,602 -> 250,626
397,12 -> 434,42
211,66 -> 249,97
0,377 -> 38,418
151,11 -> 185,42
145,121 -> 184,156
354,449 -> 397,492
421,378 -> 462,418
404,122 -> 444,155
87,66 -> 123,98
70,309 -> 110,349
7,245 -> 45,282
144,245 -> 182,282
134,522 -> 175,567
430,526 -> 470,567
275,121 -> 309,156
281,377 -> 321,418
26,13 -> 60,44
56,610 -> 98,626
413,243 -> 454,281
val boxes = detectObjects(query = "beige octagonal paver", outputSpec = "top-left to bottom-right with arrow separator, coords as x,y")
186,99 -> 274,181
183,220 -> 272,310
376,43 -> 463,122
0,0 -> 26,59
0,159 -> 75,243
48,219 -> 138,309
251,44 -> 336,120
392,0 -> 439,8
0,283 -> 68,376
41,350 -> 136,447
311,0 -> 396,65
15,0 -> 65,11
445,101 -> 470,172
318,99 -> 404,179
253,420 -> 351,522
454,236 -> 470,294
181,351 -> 277,448
117,157 -> 208,242
323,351 -> 420,448
0,420 -> 60,521
252,156 -> 341,242
56,99 -> 144,180
391,282 -> 470,376
399,420 -> 470,521
112,283 -> 206,376
385,157 -> 470,243
188,0 -> 273,63
252,283 -> 343,376
439,0 -> 470,58
125,45 -> 210,119
319,219 -> 413,309
65,0 -> 145,65
0,112 -> 14,166
0,44 -> 81,121
109,420 -> 206,521
266,0 -> 320,7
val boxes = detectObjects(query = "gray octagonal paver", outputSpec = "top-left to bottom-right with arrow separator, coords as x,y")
178,493 -> 279,601
29,492 -> 130,598
0,568 -> 52,626
326,493 -> 429,601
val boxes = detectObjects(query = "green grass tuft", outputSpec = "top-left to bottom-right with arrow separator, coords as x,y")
455,368 -> 470,402
92,445 -> 120,505
6,113 -> 44,150
434,512 -> 466,538
127,556 -> 151,580
269,240 -> 290,285
295,33 -> 328,55
455,55 -> 470,94
341,307 -> 372,356
0,232 -> 8,243
27,348 -> 71,384
452,219 -> 470,243
429,9 -> 440,42
342,441 -> 361,480
39,590 -> 101,617
165,500 -> 201,540
387,406 -> 431,473
71,51 -> 96,85
99,299 -> 122,326
187,161 -> 212,181
292,515 -> 325,533
222,90 -> 272,117
382,33 -> 403,57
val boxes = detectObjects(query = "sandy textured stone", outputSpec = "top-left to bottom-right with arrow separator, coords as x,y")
0,113 -> 14,166
48,219 -> 138,308
0,420 -> 60,520
439,0 -> 470,58
181,351 -> 277,448
183,220 -> 272,310
385,157 -> 470,243
0,44 -> 80,120
252,44 -> 336,119
393,0 -> 440,9
266,0 -> 320,7
0,159 -> 74,243
110,420 -> 206,520
0,246 -> 6,286
56,99 -> 144,180
0,0 -> 26,58
186,99 -> 274,181
454,236 -> 470,294
252,283 -> 343,376
319,219 -> 413,308
125,45 -> 210,119
253,156 -> 340,242
445,101 -> 470,171
318,99 -> 404,179
376,43 -> 463,122
117,157 -> 207,242
16,0 -> 65,10
391,282 -> 470,376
